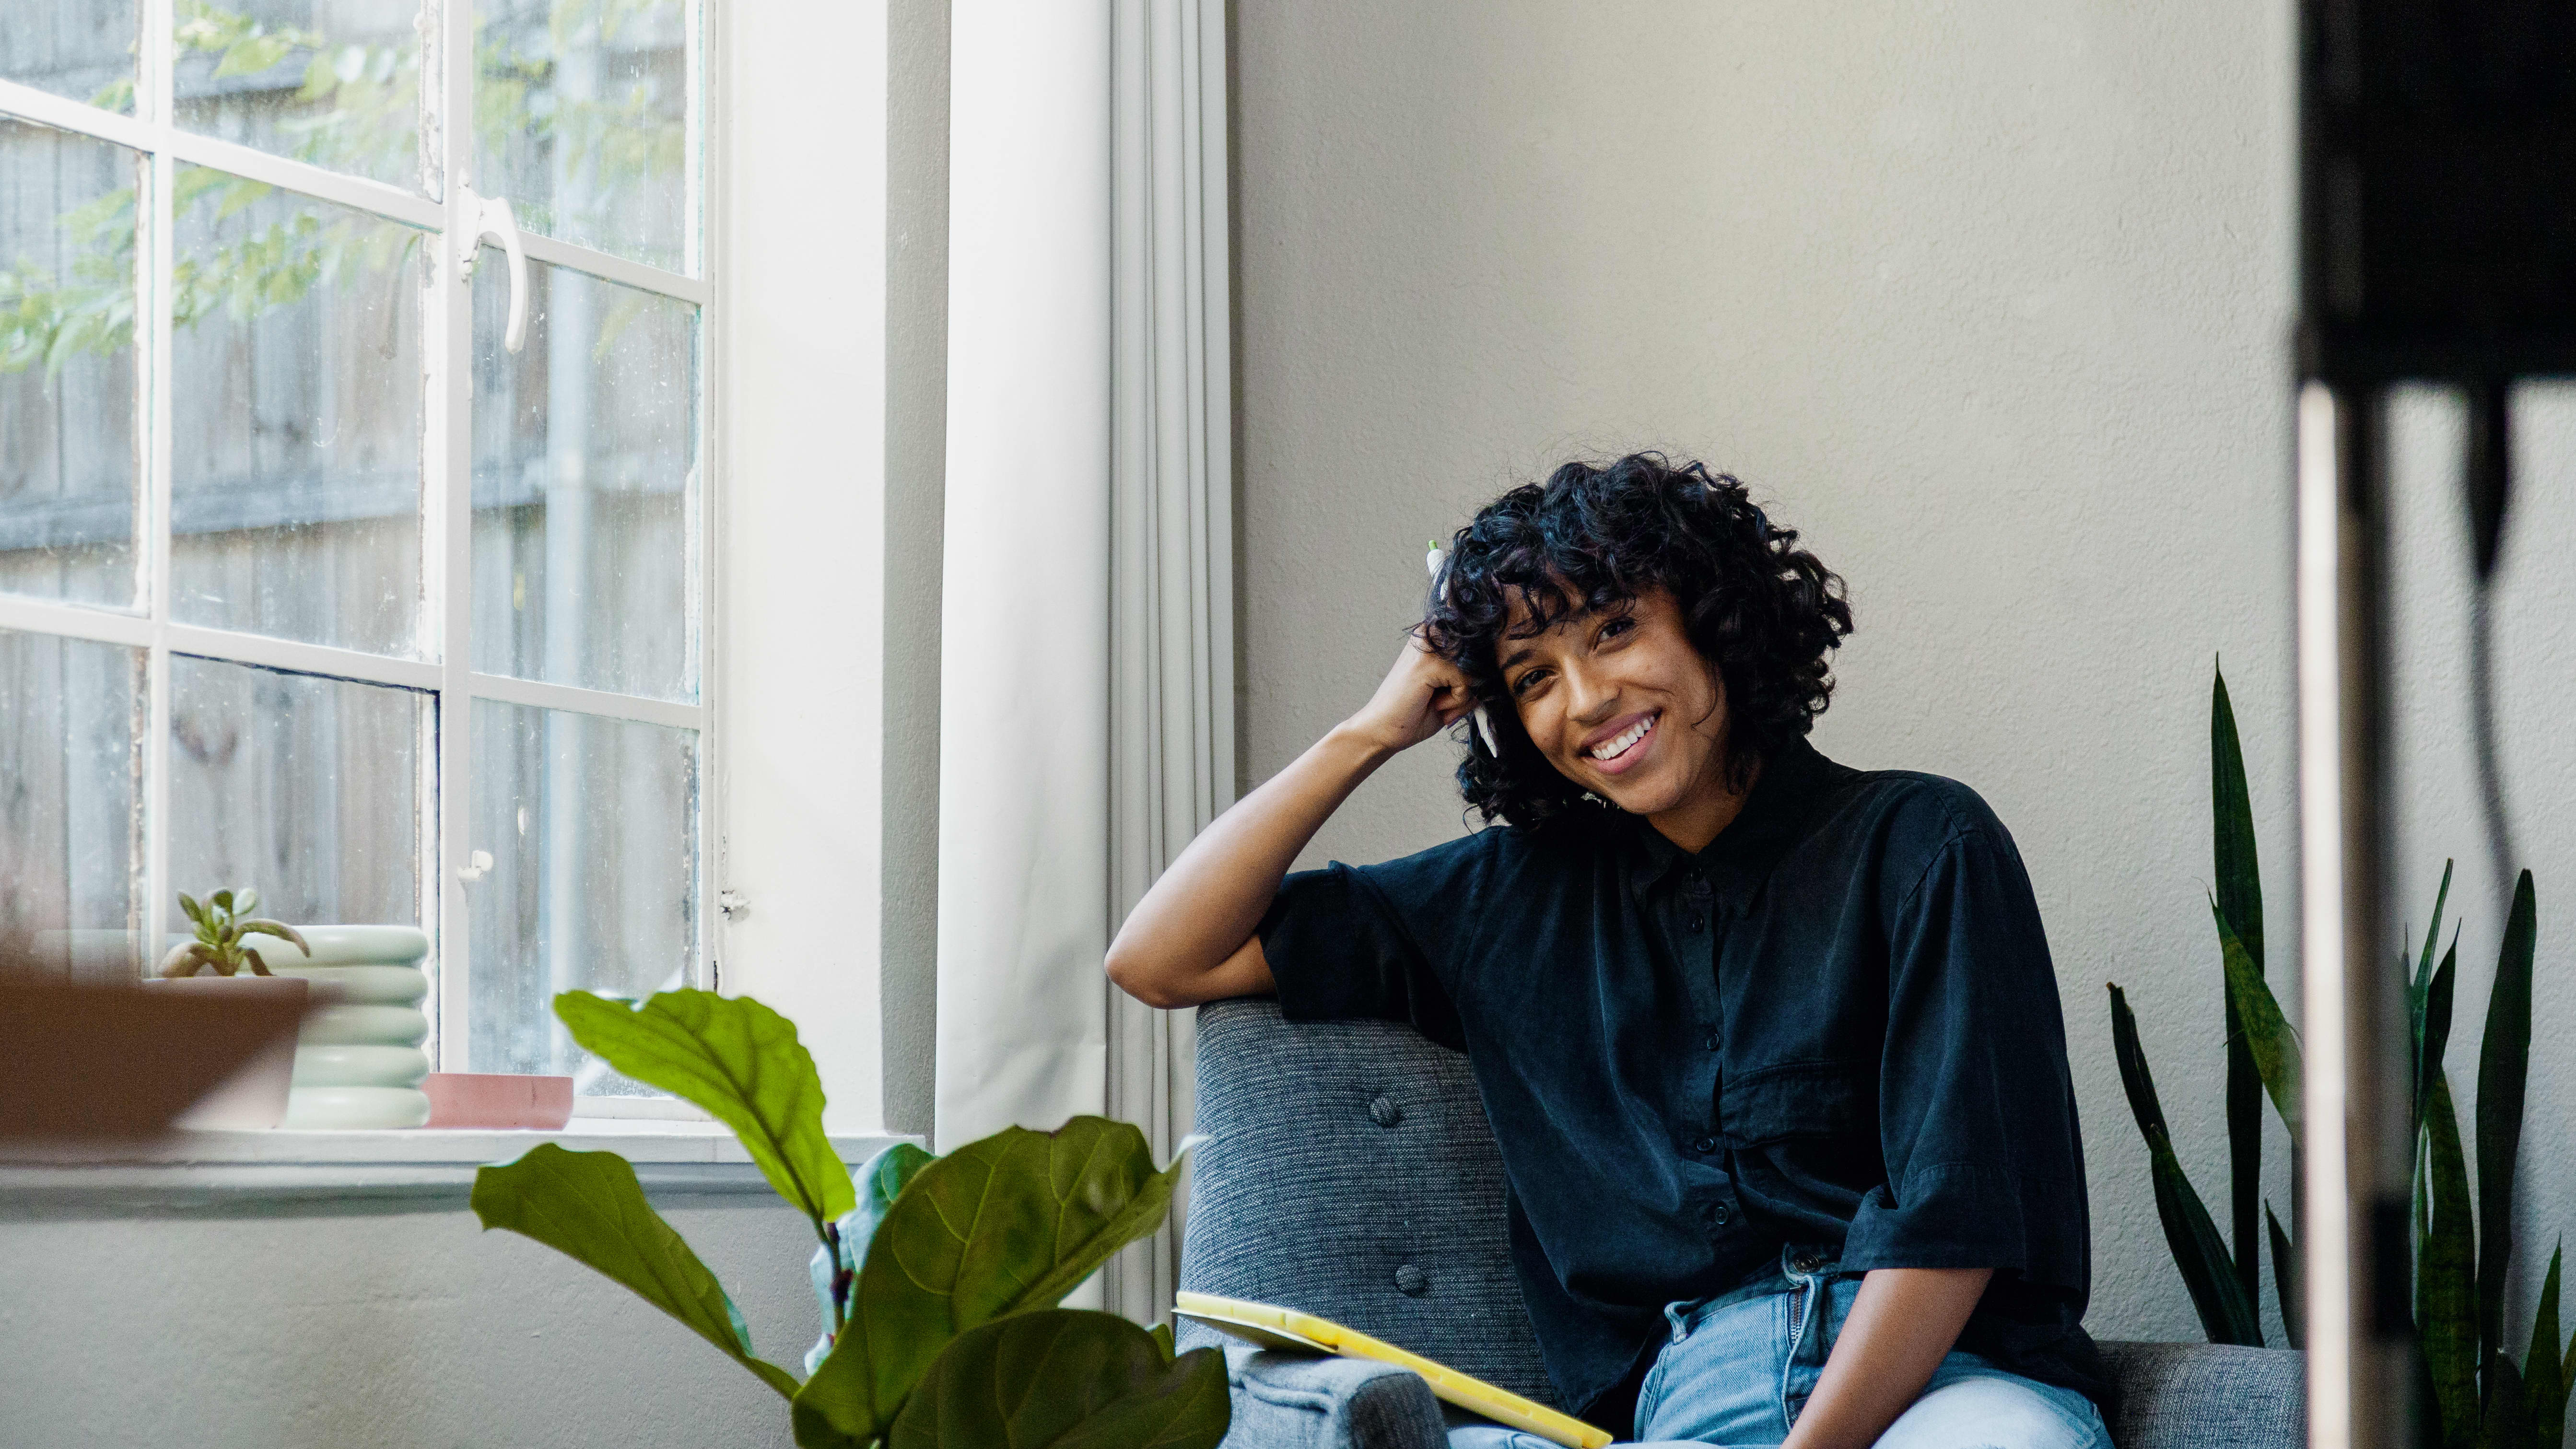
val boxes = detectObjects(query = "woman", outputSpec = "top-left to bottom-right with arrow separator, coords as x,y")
1107,454 -> 2107,1449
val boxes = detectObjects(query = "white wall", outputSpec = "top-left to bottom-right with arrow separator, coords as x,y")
1232,0 -> 2576,1345
718,0 -> 891,1133
0,1192 -> 816,1447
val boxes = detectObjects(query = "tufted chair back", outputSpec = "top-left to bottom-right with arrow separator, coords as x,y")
1178,996 -> 1559,1407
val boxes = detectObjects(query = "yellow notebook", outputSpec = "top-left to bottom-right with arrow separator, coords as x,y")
1173,1290 -> 1612,1449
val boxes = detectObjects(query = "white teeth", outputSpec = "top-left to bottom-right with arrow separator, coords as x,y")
1590,716 -> 1652,761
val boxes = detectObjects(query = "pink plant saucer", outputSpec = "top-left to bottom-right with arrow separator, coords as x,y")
422,1073 -> 574,1130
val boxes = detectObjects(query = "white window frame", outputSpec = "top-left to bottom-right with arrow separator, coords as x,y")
0,0 -> 721,1082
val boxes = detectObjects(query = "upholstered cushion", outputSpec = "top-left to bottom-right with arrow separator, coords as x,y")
1180,997 -> 1558,1407
2095,1341 -> 2306,1449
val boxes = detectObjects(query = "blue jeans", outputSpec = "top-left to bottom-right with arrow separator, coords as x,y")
1451,1249 -> 2108,1449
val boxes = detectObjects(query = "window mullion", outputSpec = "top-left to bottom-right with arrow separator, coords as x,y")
429,0 -> 478,1075
137,0 -> 175,977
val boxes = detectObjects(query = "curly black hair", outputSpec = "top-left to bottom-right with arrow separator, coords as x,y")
1421,453 -> 1852,828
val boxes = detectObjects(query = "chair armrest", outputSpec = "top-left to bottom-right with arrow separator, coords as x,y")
1219,1346 -> 1450,1449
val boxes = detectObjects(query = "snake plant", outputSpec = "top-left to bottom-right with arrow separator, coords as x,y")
2108,662 -> 2564,1449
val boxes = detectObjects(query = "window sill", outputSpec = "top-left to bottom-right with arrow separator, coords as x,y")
0,1122 -> 921,1214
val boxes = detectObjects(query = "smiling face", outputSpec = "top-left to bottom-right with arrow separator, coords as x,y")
1497,586 -> 1746,843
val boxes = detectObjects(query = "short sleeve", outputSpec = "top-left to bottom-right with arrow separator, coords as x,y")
1838,817 -> 2089,1294
1258,860 -> 1467,1051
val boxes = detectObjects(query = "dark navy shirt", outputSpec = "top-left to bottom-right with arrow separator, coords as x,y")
1256,737 -> 2103,1433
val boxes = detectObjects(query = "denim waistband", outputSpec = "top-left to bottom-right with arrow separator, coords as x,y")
1662,1243 -> 1842,1341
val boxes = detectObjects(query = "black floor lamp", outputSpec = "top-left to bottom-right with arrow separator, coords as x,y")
2297,6 -> 2575,1449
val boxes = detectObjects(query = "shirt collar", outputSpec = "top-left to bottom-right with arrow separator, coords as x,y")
1624,736 -> 1844,911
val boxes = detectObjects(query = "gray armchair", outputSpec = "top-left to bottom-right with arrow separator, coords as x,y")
1178,998 -> 2305,1449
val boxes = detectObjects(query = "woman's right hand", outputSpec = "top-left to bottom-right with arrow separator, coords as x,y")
1339,628 -> 1479,757
1108,622 -> 1475,1010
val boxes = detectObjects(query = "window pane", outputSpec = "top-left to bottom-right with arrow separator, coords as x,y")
472,257 -> 695,700
173,0 -> 426,195
0,628 -> 142,980
2,0 -> 139,113
466,701 -> 695,1093
0,119 -> 140,608
171,167 -> 426,655
475,0 -> 692,273
167,655 -> 422,932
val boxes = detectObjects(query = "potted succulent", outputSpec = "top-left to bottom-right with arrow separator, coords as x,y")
144,888 -> 311,1128
157,888 -> 311,978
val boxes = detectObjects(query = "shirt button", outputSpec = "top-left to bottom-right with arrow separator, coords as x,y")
1703,1028 -> 1719,1051
1710,1202 -> 1733,1226
1687,915 -> 1705,932
1692,1135 -> 1717,1154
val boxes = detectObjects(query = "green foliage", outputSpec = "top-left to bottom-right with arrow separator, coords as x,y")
158,887 -> 308,977
4,0 -> 684,378
2424,1074 -> 2482,1449
470,1143 -> 800,1400
2480,874 -> 2540,1361
2408,868 -> 2564,1449
808,1142 -> 937,1370
793,1119 -> 1191,1447
555,990 -> 855,1235
885,1310 -> 1230,1449
2117,659 -> 2571,1449
2213,667 -> 2268,1309
2109,982 -> 2263,1344
471,989 -> 1219,1449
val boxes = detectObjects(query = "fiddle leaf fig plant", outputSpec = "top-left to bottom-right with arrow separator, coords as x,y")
158,888 -> 311,977
470,988 -> 1226,1449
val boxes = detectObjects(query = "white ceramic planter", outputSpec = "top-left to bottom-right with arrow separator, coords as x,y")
135,974 -> 311,1129
247,926 -> 434,1130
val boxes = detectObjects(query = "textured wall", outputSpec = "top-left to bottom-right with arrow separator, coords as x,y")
0,1194 -> 817,1448
1231,0 -> 2339,1345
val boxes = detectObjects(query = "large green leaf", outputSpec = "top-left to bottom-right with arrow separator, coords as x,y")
2212,665 -> 2267,1306
2420,940 -> 2459,1147
2216,906 -> 2303,1145
2109,984 -> 2262,1345
2269,1201 -> 2301,1350
2210,663 -> 2266,972
808,1141 -> 938,1373
2479,871 -> 2539,1362
555,990 -> 855,1234
2412,862 -> 2457,1017
2494,1355 -> 2536,1449
2422,1074 -> 2482,1449
2529,1242 -> 2563,1449
472,1144 -> 799,1400
886,1309 -> 1229,1449
793,1117 -> 1188,1445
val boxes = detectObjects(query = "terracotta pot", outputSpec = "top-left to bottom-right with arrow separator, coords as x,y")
138,974 -> 311,1129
